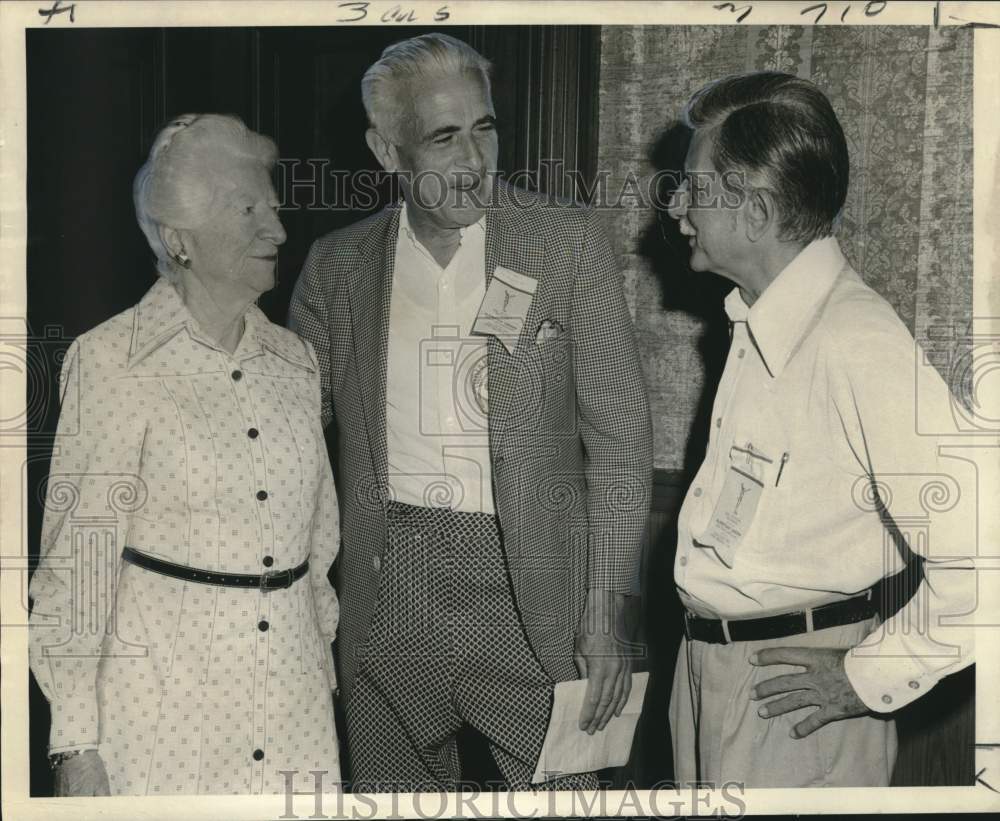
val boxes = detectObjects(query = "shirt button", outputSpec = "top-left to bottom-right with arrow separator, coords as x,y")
693,487 -> 703,497
256,490 -> 268,501
262,556 -> 274,567
247,427 -> 259,439
882,694 -> 893,705
258,620 -> 269,632
737,348 -> 746,359
373,555 -> 381,572
715,417 -> 722,428
253,748 -> 264,761
231,370 -> 243,381
908,680 -> 920,689
679,556 -> 688,566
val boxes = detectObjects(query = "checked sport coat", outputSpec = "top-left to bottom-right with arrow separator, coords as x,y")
288,181 -> 653,701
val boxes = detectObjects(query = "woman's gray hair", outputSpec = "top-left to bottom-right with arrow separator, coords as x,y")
361,33 -> 492,143
133,114 -> 278,280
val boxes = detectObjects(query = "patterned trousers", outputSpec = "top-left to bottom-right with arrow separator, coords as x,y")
346,501 -> 597,793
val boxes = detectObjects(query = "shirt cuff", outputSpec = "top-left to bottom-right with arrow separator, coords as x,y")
48,698 -> 100,753
843,648 -> 938,713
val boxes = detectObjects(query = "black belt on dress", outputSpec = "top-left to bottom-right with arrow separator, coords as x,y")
122,547 -> 308,592
683,567 -> 911,644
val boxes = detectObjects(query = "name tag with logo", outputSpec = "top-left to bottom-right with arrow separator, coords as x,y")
697,465 -> 763,567
472,266 -> 537,354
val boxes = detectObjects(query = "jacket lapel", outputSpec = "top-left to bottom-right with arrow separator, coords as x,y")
485,185 -> 546,444
346,205 -> 400,484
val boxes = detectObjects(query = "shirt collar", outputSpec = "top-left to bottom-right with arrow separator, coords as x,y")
724,236 -> 847,378
128,277 -> 313,370
398,199 -> 485,251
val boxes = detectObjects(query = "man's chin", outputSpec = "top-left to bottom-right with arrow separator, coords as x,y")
444,204 -> 488,227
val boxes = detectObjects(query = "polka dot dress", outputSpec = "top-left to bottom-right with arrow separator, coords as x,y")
29,278 -> 342,794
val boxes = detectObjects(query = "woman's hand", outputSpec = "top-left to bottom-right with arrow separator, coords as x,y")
54,750 -> 111,796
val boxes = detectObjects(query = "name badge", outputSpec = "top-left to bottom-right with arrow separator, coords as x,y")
472,266 -> 537,354
697,465 -> 763,567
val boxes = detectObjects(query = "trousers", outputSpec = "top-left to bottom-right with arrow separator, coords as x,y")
345,501 -> 597,792
669,615 -> 898,787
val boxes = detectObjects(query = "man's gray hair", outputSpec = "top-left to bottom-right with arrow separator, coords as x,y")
133,113 -> 278,279
361,33 -> 492,143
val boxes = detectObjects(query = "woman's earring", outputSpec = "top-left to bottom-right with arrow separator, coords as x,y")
173,250 -> 192,269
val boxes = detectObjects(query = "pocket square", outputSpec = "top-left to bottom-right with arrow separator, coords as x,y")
535,319 -> 564,344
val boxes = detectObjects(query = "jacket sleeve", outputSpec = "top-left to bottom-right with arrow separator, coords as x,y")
289,240 -> 335,431
571,209 -> 654,594
28,338 -> 143,753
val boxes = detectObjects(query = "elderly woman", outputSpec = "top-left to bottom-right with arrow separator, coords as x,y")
29,114 -> 341,795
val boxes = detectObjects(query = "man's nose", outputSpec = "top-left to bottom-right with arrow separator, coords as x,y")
666,179 -> 690,222
456,134 -> 485,172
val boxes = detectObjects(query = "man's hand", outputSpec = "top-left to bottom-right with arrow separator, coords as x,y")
54,749 -> 111,796
574,589 -> 632,734
750,646 -> 870,738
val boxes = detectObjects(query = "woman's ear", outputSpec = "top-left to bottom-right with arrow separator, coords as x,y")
158,225 -> 185,258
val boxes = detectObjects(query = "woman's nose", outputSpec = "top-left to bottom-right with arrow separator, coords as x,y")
261,207 -> 287,246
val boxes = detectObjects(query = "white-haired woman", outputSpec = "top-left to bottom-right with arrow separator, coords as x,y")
29,114 -> 342,796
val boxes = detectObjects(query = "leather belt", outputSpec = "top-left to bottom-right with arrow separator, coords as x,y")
683,567 -> 911,645
122,547 -> 308,592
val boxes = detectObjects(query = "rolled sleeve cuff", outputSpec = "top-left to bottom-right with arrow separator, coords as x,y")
843,650 -> 938,713
48,699 -> 100,754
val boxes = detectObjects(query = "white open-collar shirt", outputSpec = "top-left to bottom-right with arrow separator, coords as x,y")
675,237 -> 976,712
384,203 -> 494,514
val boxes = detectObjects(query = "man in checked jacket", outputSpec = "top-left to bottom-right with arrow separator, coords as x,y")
289,33 -> 652,792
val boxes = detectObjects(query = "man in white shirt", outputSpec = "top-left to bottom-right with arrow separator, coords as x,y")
665,71 -> 976,787
290,33 -> 652,791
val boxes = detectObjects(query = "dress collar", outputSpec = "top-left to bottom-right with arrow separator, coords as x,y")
127,277 -> 313,370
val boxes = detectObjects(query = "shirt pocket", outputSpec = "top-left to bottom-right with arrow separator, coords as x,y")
725,415 -> 792,563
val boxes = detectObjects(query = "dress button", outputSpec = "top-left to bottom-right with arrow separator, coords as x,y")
908,680 -> 920,689
679,556 -> 688,566
256,490 -> 268,501
248,427 -> 259,439
715,417 -> 722,428
262,555 -> 274,567
737,348 -> 746,359
258,620 -> 269,632
882,694 -> 893,705
231,370 -> 243,381
373,555 -> 381,572
253,748 -> 264,761
693,487 -> 703,497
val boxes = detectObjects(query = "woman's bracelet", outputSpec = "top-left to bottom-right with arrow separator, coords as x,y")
48,749 -> 88,770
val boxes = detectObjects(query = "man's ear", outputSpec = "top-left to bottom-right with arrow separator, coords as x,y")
745,187 -> 776,242
365,128 -> 397,172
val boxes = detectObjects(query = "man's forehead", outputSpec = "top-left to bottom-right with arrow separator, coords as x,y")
403,73 -> 493,129
684,128 -> 718,172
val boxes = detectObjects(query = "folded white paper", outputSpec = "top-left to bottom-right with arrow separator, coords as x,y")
531,671 -> 649,784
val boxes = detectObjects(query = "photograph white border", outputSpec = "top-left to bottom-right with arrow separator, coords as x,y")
2,1 -> 998,817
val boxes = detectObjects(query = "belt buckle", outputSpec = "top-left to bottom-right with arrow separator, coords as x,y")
260,568 -> 292,592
